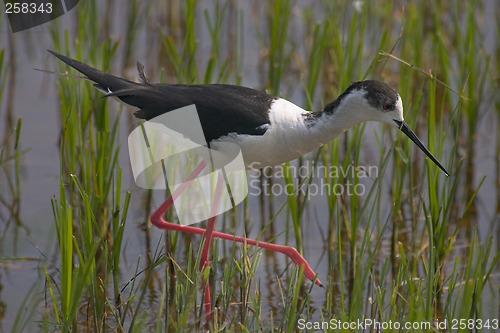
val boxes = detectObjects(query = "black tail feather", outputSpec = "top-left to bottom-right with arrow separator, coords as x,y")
48,50 -> 139,95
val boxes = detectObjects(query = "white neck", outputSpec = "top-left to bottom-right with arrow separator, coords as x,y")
303,97 -> 371,149
238,86 -> 403,168
227,97 -> 368,168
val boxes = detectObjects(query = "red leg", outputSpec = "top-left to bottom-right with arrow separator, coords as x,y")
199,171 -> 225,270
210,232 -> 323,287
150,161 -> 323,322
151,216 -> 323,287
150,174 -> 323,287
150,161 -> 207,223
150,160 -> 214,321
199,172 -> 225,321
150,162 -> 227,321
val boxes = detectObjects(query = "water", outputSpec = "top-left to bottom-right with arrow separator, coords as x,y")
1,1 -> 499,331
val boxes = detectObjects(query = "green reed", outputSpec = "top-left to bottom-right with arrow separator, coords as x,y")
47,0 -> 132,330
34,0 -> 500,331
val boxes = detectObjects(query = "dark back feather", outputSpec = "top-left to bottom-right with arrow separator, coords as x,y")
50,51 -> 275,142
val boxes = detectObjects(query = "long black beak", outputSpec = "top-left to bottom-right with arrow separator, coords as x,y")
394,120 -> 449,177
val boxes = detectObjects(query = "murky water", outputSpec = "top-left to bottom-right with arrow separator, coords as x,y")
1,1 -> 499,331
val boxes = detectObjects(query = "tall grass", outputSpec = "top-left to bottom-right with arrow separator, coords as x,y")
46,1 -> 131,330
14,0 -> 498,331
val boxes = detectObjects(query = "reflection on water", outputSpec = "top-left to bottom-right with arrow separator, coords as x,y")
0,0 -> 499,331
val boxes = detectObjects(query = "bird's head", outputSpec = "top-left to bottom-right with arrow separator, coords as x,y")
331,80 -> 449,176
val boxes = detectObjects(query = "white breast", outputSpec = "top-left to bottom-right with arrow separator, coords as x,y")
216,98 -> 323,169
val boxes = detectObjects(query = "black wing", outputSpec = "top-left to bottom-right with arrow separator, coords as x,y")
49,51 -> 274,142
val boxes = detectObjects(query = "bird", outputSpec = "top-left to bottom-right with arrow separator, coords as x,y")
49,50 -> 449,320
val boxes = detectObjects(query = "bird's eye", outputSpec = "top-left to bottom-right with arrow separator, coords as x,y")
383,103 -> 394,111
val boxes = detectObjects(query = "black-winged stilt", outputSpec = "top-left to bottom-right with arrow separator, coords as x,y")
49,50 -> 449,320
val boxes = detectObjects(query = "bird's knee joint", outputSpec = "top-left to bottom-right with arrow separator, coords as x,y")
283,245 -> 299,255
